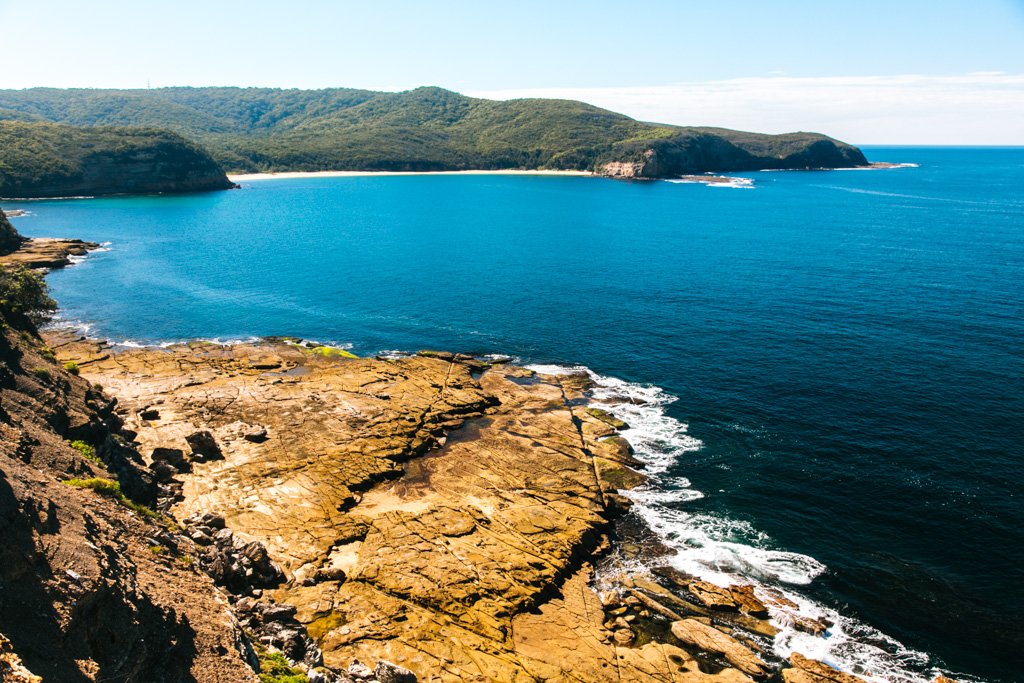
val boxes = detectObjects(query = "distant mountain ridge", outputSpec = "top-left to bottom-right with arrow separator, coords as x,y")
0,86 -> 868,178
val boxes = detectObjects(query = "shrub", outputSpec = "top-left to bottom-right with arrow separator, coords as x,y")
69,439 -> 102,465
64,477 -> 122,497
31,367 -> 51,381
0,265 -> 56,324
254,643 -> 308,683
63,361 -> 80,375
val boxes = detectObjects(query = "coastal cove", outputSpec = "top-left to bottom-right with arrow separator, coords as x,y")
5,146 -> 1023,682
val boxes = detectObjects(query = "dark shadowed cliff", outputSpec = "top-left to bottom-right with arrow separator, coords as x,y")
0,242 -> 257,681
0,211 -> 23,255
0,121 -> 235,199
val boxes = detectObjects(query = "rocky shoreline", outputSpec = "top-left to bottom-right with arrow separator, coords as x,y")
0,232 -> 957,683
40,330 -> 858,683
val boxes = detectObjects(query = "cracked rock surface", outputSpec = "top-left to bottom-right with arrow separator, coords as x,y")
48,333 -> 867,683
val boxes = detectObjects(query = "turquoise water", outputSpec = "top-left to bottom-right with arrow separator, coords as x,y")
7,148 -> 1022,682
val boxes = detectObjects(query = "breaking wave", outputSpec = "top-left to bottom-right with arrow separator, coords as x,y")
526,362 -> 973,683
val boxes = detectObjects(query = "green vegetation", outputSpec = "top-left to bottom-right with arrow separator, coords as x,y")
0,120 -> 233,198
31,367 -> 51,381
252,642 -> 308,683
64,476 -> 122,496
0,87 -> 867,177
63,477 -> 161,520
70,439 -> 102,465
0,265 -> 56,324
63,360 -> 80,375
306,345 -> 358,359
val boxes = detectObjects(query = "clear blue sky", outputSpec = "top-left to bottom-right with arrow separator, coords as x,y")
1,0 -> 1022,142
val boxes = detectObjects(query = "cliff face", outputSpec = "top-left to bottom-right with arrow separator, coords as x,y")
599,130 -> 868,178
0,211 -> 23,255
0,280 -> 257,681
0,121 -> 236,199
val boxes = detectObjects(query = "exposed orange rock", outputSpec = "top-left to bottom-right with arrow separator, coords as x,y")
782,653 -> 870,683
50,333 -> 776,682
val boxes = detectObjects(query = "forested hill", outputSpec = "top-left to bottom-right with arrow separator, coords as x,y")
0,86 -> 868,177
0,121 -> 235,199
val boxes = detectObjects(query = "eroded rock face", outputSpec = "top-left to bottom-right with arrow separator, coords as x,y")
50,335 -> 761,682
0,320 -> 257,681
598,132 -> 868,179
0,210 -> 24,255
670,619 -> 770,679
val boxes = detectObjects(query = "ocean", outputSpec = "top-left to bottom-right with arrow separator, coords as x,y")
6,147 -> 1022,682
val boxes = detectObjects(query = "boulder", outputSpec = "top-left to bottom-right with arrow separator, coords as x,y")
185,430 -> 223,461
375,660 -> 417,683
670,619 -> 770,678
688,580 -> 738,611
150,447 -> 188,471
782,653 -> 868,683
243,426 -> 268,443
730,585 -> 769,618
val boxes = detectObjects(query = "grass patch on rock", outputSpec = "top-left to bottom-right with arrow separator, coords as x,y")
63,477 -> 162,521
69,439 -> 102,465
253,642 -> 308,683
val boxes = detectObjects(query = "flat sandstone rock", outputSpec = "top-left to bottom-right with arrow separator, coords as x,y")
50,333 -> 761,682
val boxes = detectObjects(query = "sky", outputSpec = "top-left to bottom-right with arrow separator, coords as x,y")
0,0 -> 1022,143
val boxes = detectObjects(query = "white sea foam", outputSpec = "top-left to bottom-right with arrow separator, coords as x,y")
666,176 -> 755,189
526,362 -> 969,683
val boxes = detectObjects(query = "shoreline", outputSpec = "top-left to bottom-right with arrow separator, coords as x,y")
4,229 -> 964,683
228,168 -> 594,182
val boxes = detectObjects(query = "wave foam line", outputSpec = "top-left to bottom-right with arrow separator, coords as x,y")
527,362 -> 974,683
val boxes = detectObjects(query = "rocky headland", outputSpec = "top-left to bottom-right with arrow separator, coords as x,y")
0,227 -> 945,682
0,121 -> 236,199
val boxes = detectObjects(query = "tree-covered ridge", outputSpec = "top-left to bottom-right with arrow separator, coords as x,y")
0,120 -> 234,198
0,86 -> 867,176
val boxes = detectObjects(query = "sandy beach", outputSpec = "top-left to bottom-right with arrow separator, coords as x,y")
228,169 -> 593,182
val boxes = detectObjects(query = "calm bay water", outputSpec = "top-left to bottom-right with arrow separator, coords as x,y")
7,147 -> 1022,682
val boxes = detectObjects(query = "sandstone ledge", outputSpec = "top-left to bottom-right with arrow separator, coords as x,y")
0,237 -> 101,269
47,333 -> 873,683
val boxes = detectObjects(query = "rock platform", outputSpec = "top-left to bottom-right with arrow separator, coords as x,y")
47,332 -> 878,683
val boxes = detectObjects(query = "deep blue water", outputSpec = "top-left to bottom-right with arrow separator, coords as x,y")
6,147 -> 1023,682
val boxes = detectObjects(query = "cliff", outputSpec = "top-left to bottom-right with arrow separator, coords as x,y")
599,129 -> 867,178
0,121 -> 236,199
0,211 -> 24,255
0,87 -> 869,177
0,276 -> 259,681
